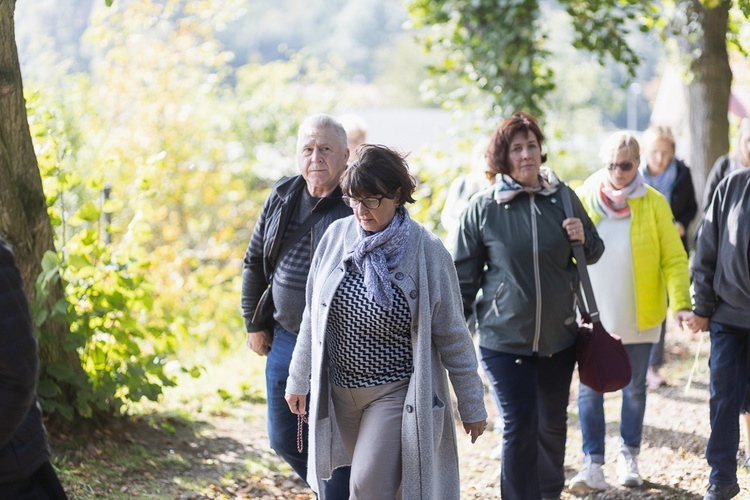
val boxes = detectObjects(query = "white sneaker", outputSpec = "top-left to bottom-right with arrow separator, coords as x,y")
617,448 -> 644,487
569,456 -> 609,492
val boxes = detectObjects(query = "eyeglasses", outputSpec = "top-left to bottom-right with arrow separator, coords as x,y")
608,161 -> 635,172
342,195 -> 385,210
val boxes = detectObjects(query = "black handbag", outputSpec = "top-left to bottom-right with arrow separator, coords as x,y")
560,185 -> 633,393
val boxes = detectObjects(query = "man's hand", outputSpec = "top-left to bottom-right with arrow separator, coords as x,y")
246,330 -> 272,356
684,312 -> 710,333
463,419 -> 488,444
286,393 -> 307,415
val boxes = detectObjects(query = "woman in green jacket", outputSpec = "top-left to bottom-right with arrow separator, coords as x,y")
569,131 -> 692,493
454,112 -> 604,499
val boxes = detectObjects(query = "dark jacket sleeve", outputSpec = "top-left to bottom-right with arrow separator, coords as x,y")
241,193 -> 273,332
0,240 -> 38,448
672,161 -> 698,231
702,156 -> 730,212
453,197 -> 489,318
691,186 -> 721,318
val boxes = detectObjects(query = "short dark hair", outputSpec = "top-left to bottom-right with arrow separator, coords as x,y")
340,144 -> 416,205
487,111 -> 547,176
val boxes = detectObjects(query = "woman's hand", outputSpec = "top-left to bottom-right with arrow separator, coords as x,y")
285,393 -> 307,415
463,420 -> 488,444
563,217 -> 585,243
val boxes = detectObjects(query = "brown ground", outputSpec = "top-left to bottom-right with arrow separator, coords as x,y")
53,325 -> 750,499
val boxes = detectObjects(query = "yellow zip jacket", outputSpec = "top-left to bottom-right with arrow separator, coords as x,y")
578,174 -> 692,331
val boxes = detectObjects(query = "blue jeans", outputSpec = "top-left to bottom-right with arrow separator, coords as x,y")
706,321 -> 750,487
480,345 -> 577,500
266,325 -> 350,499
648,321 -> 666,368
577,342 -> 652,462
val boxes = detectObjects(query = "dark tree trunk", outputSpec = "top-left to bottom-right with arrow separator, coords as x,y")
678,0 -> 732,205
0,0 -> 83,416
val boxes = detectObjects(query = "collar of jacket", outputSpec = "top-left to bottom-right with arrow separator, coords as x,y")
275,174 -> 347,211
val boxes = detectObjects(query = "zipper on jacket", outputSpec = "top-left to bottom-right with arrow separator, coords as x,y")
530,195 -> 542,352
484,283 -> 506,319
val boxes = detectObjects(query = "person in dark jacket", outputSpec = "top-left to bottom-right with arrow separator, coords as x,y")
0,237 -> 67,499
453,111 -> 604,499
686,167 -> 750,500
639,125 -> 697,389
701,118 -> 750,212
241,114 -> 352,498
697,118 -> 750,470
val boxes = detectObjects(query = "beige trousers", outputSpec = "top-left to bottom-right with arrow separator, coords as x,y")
331,378 -> 410,500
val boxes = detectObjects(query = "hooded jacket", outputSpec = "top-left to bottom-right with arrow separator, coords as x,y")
692,167 -> 750,327
454,175 -> 604,357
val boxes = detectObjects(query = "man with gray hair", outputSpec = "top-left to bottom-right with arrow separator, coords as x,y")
242,114 -> 352,497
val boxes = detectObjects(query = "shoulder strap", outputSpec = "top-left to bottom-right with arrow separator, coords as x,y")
560,185 -> 600,321
270,204 -> 331,269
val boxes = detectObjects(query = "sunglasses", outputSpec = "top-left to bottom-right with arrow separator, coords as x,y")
608,161 -> 635,172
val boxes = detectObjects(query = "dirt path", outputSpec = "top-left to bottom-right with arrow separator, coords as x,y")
54,326 -> 750,499
249,327 -> 740,499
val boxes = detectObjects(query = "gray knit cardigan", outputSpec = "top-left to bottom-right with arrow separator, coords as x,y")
286,215 -> 487,499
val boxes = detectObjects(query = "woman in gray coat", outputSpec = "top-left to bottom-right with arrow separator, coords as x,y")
286,144 -> 488,499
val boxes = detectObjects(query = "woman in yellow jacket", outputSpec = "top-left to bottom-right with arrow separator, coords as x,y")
569,131 -> 692,493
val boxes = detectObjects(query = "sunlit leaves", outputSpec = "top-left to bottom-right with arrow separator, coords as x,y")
25,0 -> 372,420
407,0 -> 661,116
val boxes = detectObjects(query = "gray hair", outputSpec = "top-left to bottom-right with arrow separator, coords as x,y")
600,131 -> 640,165
296,114 -> 348,151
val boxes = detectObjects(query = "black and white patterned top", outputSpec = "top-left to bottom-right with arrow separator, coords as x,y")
326,265 -> 413,388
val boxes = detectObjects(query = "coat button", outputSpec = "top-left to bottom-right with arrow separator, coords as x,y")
405,405 -> 414,413
410,290 -> 417,299
395,272 -> 404,280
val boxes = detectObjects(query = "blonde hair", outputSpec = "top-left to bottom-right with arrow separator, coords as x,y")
642,125 -> 676,152
600,131 -> 640,165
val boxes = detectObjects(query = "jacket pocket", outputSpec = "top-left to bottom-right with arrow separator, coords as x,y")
483,282 -> 506,319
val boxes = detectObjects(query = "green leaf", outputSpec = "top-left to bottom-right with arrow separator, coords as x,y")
78,201 -> 101,222
41,251 -> 60,272
37,378 -> 61,398
67,253 -> 90,270
47,360 -> 76,380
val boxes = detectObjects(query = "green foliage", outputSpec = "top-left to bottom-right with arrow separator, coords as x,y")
28,89 -> 184,419
407,0 -> 656,117
25,0 -> 375,420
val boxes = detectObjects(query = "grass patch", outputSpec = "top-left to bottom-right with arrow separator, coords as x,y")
50,348 -> 303,499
